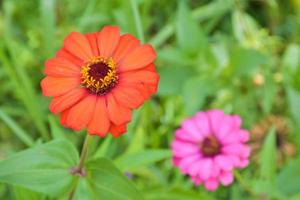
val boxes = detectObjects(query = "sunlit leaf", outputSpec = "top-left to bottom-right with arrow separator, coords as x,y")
0,140 -> 78,197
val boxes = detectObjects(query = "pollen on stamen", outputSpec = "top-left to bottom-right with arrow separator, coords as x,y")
81,57 -> 118,95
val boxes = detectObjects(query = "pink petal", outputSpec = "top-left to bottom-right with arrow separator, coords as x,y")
210,161 -> 221,178
172,157 -> 181,166
175,129 -> 198,143
207,110 -> 225,134
191,176 -> 203,186
204,178 -> 219,191
221,132 -> 241,144
188,160 -> 202,176
214,155 -> 233,171
178,154 -> 202,173
219,171 -> 234,186
171,140 -> 199,157
239,129 -> 250,142
222,144 -> 250,158
215,116 -> 235,140
194,112 -> 211,137
228,155 -> 249,168
236,158 -> 249,168
181,118 -> 203,141
198,158 -> 213,180
231,115 -> 242,129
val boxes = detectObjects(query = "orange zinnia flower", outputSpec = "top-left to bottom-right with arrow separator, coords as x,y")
41,26 -> 159,137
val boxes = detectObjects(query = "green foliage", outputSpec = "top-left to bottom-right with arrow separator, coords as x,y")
74,158 -> 143,200
0,140 -> 78,197
277,158 -> 300,195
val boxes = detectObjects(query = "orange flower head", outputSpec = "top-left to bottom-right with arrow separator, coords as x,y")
41,26 -> 159,137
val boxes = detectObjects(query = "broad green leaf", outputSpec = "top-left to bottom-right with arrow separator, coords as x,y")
13,186 -> 45,200
74,158 -> 143,200
176,0 -> 207,54
0,140 -> 79,197
158,66 -> 194,96
255,128 -> 276,195
277,158 -> 300,195
114,150 -> 172,171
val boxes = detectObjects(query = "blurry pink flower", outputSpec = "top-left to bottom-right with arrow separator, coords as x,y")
172,110 -> 250,191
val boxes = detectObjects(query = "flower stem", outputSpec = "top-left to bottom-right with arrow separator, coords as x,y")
78,134 -> 92,171
68,134 -> 92,200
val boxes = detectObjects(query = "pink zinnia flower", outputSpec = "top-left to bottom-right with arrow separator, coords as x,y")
172,110 -> 250,191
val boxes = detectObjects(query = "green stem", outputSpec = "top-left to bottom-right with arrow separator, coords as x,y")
68,134 -> 92,200
78,134 -> 92,170
130,0 -> 145,43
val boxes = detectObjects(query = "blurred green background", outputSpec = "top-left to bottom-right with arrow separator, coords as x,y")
1,0 -> 300,199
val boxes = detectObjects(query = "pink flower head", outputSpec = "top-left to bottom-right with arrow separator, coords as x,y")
171,110 -> 250,191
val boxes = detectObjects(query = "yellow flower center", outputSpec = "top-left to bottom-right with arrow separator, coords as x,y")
81,57 -> 118,95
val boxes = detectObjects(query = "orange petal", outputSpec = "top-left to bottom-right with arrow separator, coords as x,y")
49,88 -> 87,114
107,93 -> 132,125
86,33 -> 99,56
112,34 -> 140,63
63,32 -> 93,61
44,57 -> 80,77
87,97 -> 110,137
56,48 -> 83,66
120,68 -> 159,86
65,95 -> 97,131
97,26 -> 120,58
60,108 -> 71,127
41,76 -> 81,97
118,44 -> 156,72
144,63 -> 157,72
109,123 -> 127,137
112,85 -> 144,109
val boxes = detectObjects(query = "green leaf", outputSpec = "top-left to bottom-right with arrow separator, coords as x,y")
255,127 -> 276,195
282,43 -> 300,72
229,47 -> 267,76
0,108 -> 34,147
183,77 -> 215,115
286,86 -> 300,127
114,150 -> 172,171
176,0 -> 207,54
74,158 -> 143,200
48,115 -> 66,140
40,0 -> 56,56
92,135 -> 113,159
261,74 -> 277,114
144,188 -> 212,200
277,158 -> 300,195
0,140 -> 79,197
13,186 -> 45,200
158,65 -> 194,96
